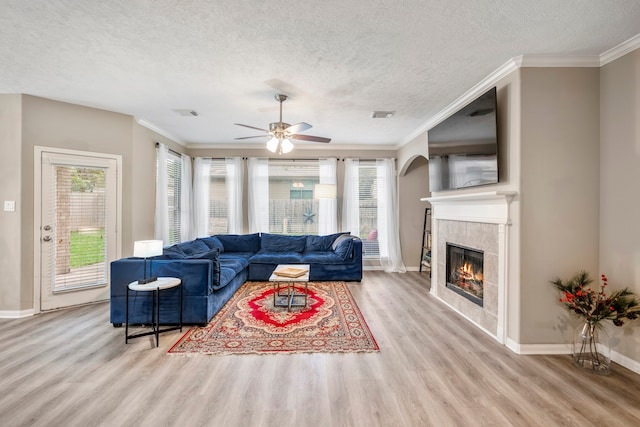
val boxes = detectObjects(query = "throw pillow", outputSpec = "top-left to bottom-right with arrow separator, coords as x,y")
261,233 -> 307,253
197,236 -> 224,252
334,236 -> 354,260
305,232 -> 350,252
163,245 -> 186,259
332,233 -> 353,251
185,248 -> 220,261
216,233 -> 261,253
176,239 -> 210,255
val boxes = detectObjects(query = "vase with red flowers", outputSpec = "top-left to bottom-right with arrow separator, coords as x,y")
551,271 -> 640,374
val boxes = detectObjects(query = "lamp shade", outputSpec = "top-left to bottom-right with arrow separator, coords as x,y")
133,240 -> 163,258
314,184 -> 337,199
266,137 -> 279,153
280,138 -> 294,154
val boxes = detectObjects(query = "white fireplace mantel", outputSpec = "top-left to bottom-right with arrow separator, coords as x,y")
421,191 -> 517,224
421,190 -> 516,345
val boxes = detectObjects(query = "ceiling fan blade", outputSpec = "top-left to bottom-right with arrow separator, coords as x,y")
234,123 -> 269,132
285,122 -> 312,134
234,135 -> 269,140
290,134 -> 331,143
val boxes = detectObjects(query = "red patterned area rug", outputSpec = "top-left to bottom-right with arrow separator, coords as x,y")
168,281 -> 379,355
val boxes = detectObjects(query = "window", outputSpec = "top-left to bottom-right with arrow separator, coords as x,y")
248,158 -> 337,235
193,157 -> 243,236
268,160 -> 320,235
156,144 -> 183,245
208,160 -> 228,234
165,150 -> 182,244
356,161 -> 380,258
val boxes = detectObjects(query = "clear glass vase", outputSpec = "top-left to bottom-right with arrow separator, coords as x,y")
572,321 -> 610,375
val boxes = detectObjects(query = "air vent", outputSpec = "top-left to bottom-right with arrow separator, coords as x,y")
371,111 -> 395,119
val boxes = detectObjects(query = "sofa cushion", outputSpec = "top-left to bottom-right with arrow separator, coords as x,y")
219,257 -> 248,275
216,267 -> 238,291
332,233 -> 353,251
216,233 -> 261,253
261,233 -> 307,253
163,241 -> 216,259
305,232 -> 349,252
334,236 -> 355,260
178,239 -> 210,255
197,236 -> 224,252
184,248 -> 220,261
249,251 -> 304,264
301,251 -> 344,264
220,252 -> 254,262
163,244 -> 186,259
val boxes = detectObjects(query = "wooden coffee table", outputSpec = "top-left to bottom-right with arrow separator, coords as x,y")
269,264 -> 310,311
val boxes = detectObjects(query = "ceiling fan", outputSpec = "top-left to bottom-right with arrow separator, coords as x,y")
234,94 -> 331,154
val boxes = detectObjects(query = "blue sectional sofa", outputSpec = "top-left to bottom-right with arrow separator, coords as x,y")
110,233 -> 362,326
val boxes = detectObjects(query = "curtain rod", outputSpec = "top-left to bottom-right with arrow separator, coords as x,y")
154,142 -> 181,157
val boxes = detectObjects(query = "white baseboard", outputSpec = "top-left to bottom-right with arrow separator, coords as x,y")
610,349 -> 640,375
0,309 -> 35,319
505,339 -> 640,375
506,340 -> 571,355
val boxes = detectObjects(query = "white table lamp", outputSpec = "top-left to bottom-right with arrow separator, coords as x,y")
134,240 -> 163,284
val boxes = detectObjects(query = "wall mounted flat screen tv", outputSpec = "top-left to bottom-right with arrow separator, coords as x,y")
428,87 -> 498,192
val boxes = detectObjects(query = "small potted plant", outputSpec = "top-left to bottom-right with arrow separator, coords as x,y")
551,271 -> 640,374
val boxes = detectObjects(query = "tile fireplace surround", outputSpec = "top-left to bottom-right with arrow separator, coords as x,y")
422,191 -> 516,344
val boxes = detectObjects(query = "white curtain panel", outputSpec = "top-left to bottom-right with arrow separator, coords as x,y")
154,143 -> 170,244
180,153 -> 193,241
248,157 -> 270,233
377,158 -> 406,273
318,157 -> 338,235
341,158 -> 360,235
226,157 -> 244,234
193,157 -> 211,237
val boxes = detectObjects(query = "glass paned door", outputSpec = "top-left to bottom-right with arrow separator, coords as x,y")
39,150 -> 118,311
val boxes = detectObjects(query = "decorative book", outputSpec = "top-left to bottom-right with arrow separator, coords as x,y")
273,267 -> 308,278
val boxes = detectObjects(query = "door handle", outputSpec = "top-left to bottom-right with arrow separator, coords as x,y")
43,225 -> 52,231
42,236 -> 52,242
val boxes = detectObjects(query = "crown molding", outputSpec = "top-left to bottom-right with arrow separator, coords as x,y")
519,54 -> 601,67
600,33 -> 640,66
135,117 -> 186,146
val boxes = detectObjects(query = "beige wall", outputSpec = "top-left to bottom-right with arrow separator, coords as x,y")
398,156 -> 429,269
600,49 -> 640,360
519,67 -> 600,344
0,95 -> 23,311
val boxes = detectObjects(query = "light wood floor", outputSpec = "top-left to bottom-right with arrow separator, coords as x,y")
2,271 -> 640,427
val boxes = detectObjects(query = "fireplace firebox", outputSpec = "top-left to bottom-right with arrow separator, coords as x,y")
446,243 -> 484,306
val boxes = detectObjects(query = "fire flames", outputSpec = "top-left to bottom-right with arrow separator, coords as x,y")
460,262 -> 483,282
451,262 -> 484,298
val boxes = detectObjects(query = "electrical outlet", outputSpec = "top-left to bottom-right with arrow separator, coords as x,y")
4,200 -> 15,212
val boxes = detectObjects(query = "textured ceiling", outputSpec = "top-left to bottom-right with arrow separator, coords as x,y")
1,1 -> 639,148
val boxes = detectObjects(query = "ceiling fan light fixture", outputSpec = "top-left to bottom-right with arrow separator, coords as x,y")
280,138 -> 294,154
236,93 -> 330,147
266,137 -> 280,153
